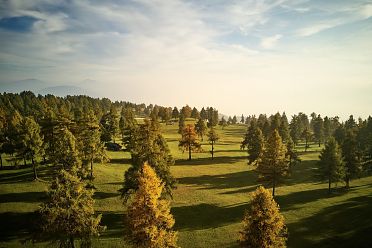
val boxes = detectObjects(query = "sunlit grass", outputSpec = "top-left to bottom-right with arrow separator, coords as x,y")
1,123 -> 371,247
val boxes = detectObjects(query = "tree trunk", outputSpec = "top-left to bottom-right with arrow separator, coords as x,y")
211,142 -> 214,160
70,236 -> 75,248
0,154 -> 2,169
90,159 -> 94,179
346,176 -> 350,189
32,157 -> 37,180
188,146 -> 191,160
318,140 -> 321,147
328,177 -> 331,194
272,172 -> 276,196
24,157 -> 27,166
304,139 -> 308,152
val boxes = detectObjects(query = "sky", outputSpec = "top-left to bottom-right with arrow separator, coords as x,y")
0,0 -> 372,119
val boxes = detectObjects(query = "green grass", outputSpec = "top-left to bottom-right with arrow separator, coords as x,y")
1,124 -> 372,247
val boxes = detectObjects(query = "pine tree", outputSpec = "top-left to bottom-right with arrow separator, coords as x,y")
178,115 -> 185,134
219,116 -> 227,129
172,107 -> 179,120
39,169 -> 105,248
241,114 -> 245,124
122,119 -> 176,200
301,127 -> 313,152
232,115 -> 238,124
179,124 -> 202,160
257,130 -> 288,196
126,163 -> 178,248
239,186 -> 287,248
191,107 -> 200,119
195,118 -> 207,141
278,112 -> 290,142
286,137 -> 300,167
341,130 -> 362,188
241,120 -> 265,165
20,117 -> 44,180
207,127 -> 219,160
0,106 -> 7,169
77,112 -> 108,180
318,137 -> 345,193
313,115 -> 324,147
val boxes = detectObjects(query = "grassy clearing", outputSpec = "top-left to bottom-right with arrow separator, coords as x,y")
1,123 -> 372,247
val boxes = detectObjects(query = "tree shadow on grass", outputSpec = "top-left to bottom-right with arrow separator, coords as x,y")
0,165 -> 56,184
178,170 -> 257,191
94,191 -> 120,200
108,158 -> 131,165
284,160 -> 320,185
0,191 -> 46,203
287,195 -> 372,248
0,212 -> 37,242
172,202 -> 248,231
100,212 -> 125,238
175,155 -> 247,166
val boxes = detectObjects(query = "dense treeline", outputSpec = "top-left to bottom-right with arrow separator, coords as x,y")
241,111 -> 372,194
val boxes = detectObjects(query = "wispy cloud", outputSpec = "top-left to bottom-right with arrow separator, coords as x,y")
260,34 -> 282,49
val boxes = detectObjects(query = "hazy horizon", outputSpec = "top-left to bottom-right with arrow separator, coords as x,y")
1,0 -> 371,119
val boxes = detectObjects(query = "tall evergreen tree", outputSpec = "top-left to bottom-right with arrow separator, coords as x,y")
241,114 -> 245,124
172,107 -> 179,120
318,137 -> 345,193
286,137 -> 300,168
122,119 -> 176,200
39,169 -> 105,247
313,115 -> 324,147
239,186 -> 287,248
178,115 -> 185,134
207,127 -> 219,160
0,106 -> 7,169
241,120 -> 265,165
278,112 -> 290,142
191,107 -> 200,119
195,118 -> 207,141
125,163 -> 178,248
301,127 -> 313,152
341,130 -> 362,188
77,111 -> 108,180
257,130 -> 288,196
19,117 -> 44,180
179,124 -> 202,160
232,115 -> 238,125
219,116 -> 227,129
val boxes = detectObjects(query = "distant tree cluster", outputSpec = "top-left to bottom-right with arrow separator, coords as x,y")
241,111 -> 372,194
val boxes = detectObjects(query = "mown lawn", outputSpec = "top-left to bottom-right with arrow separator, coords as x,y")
1,123 -> 372,247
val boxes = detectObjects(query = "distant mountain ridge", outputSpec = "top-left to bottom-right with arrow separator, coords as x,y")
0,79 -> 99,97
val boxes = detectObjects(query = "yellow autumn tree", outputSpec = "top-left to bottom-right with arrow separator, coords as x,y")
126,162 -> 178,248
239,186 -> 287,248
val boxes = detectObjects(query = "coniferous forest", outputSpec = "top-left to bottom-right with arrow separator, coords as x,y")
0,91 -> 372,247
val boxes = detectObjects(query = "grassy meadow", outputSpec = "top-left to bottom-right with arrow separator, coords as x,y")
1,123 -> 372,247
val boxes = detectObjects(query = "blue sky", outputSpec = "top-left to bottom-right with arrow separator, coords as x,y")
0,0 -> 371,118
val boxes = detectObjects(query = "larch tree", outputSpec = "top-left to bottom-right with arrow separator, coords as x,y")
19,117 -> 44,180
39,168 -> 105,248
318,137 -> 345,193
257,130 -> 288,196
195,118 -> 207,141
178,124 -> 202,160
239,186 -> 287,248
207,127 -> 219,160
126,163 -> 178,248
122,119 -> 176,201
0,106 -> 7,169
241,120 -> 265,165
51,128 -> 84,176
